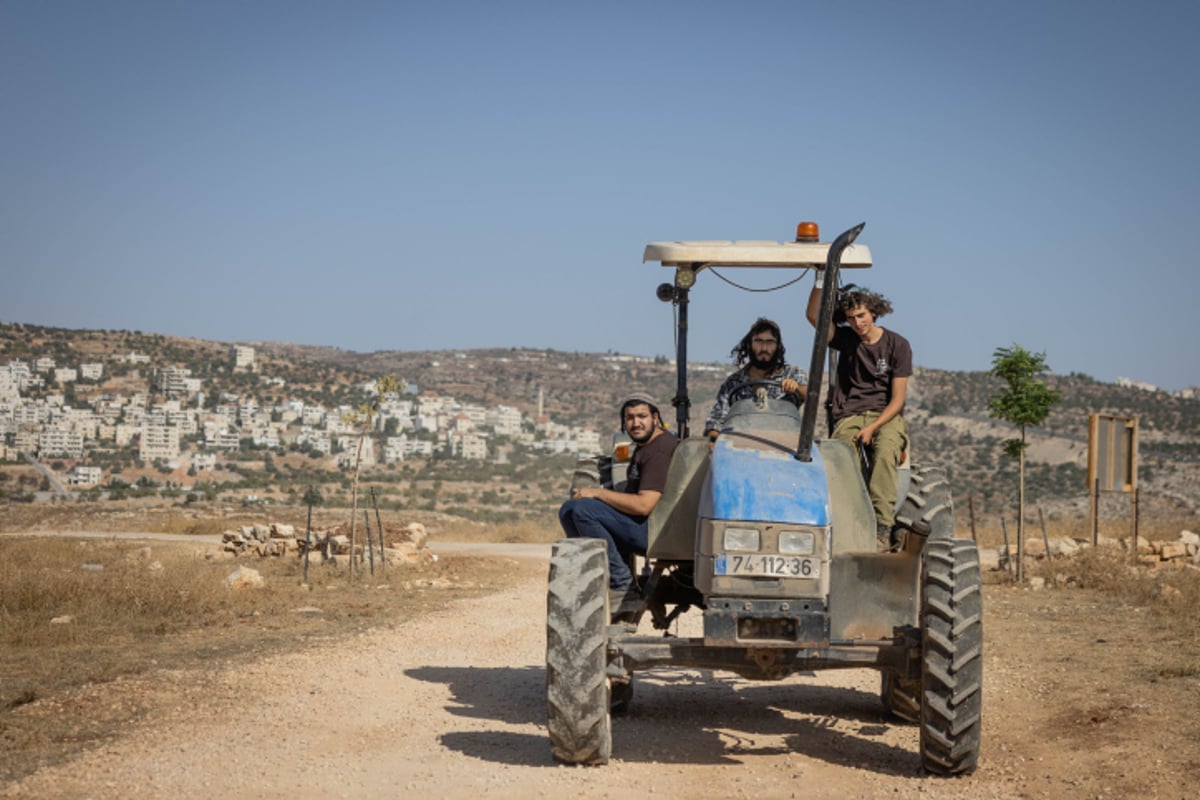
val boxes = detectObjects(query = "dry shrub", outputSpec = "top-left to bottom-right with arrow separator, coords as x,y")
1036,543 -> 1200,621
964,514 -> 1196,550
1150,659 -> 1200,679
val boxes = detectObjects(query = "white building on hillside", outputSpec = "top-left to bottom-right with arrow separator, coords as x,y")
204,427 -> 240,451
336,435 -> 374,469
296,426 -> 331,455
1116,377 -> 1158,393
115,423 -> 139,447
156,366 -> 194,398
382,435 -> 407,464
191,452 -> 217,472
576,428 -> 601,454
13,430 -> 38,453
69,465 -> 102,486
251,425 -> 279,448
231,345 -> 255,372
139,423 -> 180,462
486,405 -> 523,435
447,431 -> 488,460
403,439 -> 435,457
39,427 -> 84,459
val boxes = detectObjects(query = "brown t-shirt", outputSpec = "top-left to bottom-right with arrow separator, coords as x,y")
829,325 -> 913,421
625,430 -> 678,499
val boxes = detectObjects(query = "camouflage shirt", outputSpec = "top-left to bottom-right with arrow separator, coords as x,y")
703,363 -> 806,434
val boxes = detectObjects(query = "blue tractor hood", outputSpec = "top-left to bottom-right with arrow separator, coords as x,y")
702,434 -> 831,526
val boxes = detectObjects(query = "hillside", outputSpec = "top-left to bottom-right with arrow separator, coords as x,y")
254,338 -> 1200,519
2,322 -> 1198,527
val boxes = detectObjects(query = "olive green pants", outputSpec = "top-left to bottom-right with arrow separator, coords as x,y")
832,412 -> 908,528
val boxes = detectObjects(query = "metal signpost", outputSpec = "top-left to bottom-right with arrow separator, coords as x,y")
1086,414 -> 1139,548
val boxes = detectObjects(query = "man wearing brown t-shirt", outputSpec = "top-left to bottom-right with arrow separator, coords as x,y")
807,282 -> 912,548
558,392 -> 678,598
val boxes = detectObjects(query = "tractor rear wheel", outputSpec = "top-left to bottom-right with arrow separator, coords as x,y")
880,671 -> 921,724
895,466 -> 954,541
610,677 -> 633,715
546,538 -> 612,764
919,537 -> 983,775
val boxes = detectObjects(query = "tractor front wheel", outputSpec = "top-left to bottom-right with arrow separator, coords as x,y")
546,538 -> 612,764
919,537 -> 983,775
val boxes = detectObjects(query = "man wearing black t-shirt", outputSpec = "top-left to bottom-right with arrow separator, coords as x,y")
558,392 -> 678,601
807,281 -> 912,548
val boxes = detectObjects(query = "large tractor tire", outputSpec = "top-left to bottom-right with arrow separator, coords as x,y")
919,537 -> 983,775
886,465 -> 955,719
610,678 -> 633,716
546,538 -> 612,765
895,466 -> 954,541
880,671 -> 921,724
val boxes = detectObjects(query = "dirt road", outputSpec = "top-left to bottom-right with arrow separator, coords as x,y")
3,547 -> 1197,800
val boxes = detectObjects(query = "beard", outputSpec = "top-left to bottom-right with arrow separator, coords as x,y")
750,353 -> 781,371
628,426 -> 656,445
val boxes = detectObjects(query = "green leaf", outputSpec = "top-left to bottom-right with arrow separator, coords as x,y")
1002,438 -> 1025,459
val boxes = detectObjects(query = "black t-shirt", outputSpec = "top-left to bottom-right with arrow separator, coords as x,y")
625,430 -> 678,497
829,325 -> 913,420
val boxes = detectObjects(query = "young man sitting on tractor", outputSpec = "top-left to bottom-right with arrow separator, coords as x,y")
703,317 -> 807,442
558,392 -> 678,611
806,281 -> 912,548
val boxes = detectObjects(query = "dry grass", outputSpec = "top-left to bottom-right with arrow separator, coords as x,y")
1025,543 -> 1200,619
975,513 -> 1200,696
431,518 -> 560,543
960,513 -> 1195,551
0,535 -> 533,719
0,498 -> 564,544
1041,546 -> 1200,686
0,531 -> 548,783
969,509 -> 1200,622
977,514 -> 1200,693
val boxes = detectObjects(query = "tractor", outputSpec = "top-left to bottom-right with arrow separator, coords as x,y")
545,222 -> 981,775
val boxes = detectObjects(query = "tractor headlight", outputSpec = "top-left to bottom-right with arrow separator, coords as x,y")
723,527 -> 761,552
778,530 -> 815,555
675,267 -> 696,289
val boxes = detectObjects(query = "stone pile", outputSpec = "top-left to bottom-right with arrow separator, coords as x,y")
220,521 -> 433,567
221,523 -> 298,558
1131,529 -> 1200,567
987,529 -> 1200,571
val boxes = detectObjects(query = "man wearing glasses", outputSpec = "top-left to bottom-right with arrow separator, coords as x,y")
703,317 -> 807,440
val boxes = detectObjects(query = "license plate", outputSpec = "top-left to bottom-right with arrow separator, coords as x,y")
714,553 -> 820,578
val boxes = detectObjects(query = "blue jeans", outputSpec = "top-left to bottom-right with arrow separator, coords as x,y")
558,498 -> 647,590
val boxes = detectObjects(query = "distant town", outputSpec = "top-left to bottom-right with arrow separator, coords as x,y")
3,324 -> 1197,519
1115,376 -> 1198,398
0,344 -> 610,490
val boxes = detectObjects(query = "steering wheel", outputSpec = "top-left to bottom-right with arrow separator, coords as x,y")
726,376 -> 793,399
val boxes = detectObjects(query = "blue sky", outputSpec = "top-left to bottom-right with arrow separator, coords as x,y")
3,1 -> 1198,391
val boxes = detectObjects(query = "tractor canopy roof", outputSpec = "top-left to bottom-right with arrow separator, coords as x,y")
643,238 -> 872,270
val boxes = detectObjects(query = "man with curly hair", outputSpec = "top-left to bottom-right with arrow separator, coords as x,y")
807,281 -> 912,548
703,317 -> 806,440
